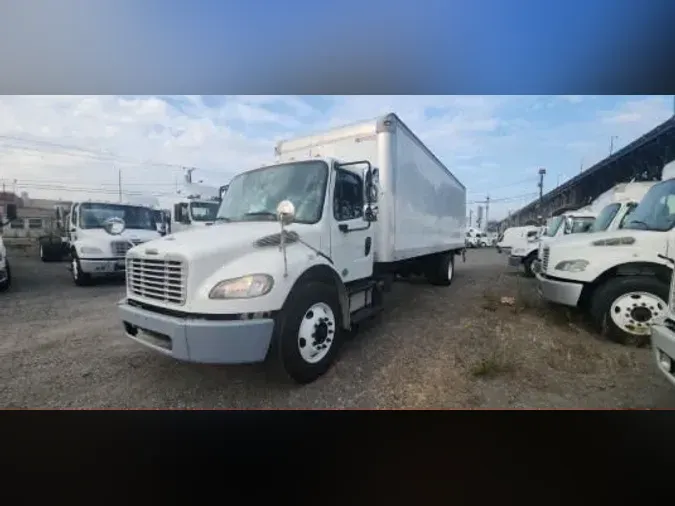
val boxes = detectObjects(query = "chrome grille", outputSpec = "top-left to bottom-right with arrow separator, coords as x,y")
669,267 -> 675,313
542,246 -> 550,273
126,257 -> 187,305
112,239 -> 144,257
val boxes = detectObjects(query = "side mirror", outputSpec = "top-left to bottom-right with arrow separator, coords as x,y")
563,217 -> 573,234
276,200 -> 296,226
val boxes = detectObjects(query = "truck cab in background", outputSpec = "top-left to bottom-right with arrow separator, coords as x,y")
0,203 -> 17,292
496,225 -> 539,255
64,199 -> 162,286
509,208 -> 595,277
537,175 -> 675,347
165,183 -> 227,235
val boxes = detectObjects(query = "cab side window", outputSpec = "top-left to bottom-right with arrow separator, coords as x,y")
334,169 -> 364,222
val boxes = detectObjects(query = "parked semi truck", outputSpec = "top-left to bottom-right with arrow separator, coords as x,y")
118,113 -> 467,383
0,203 -> 18,292
536,173 -> 675,346
39,198 -> 162,285
496,226 -> 540,255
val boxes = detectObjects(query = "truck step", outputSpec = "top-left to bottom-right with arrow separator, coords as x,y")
346,279 -> 377,296
350,305 -> 384,325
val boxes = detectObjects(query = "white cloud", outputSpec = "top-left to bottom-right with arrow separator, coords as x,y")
0,95 -> 671,220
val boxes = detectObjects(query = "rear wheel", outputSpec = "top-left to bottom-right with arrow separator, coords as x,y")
426,252 -> 455,286
589,276 -> 668,347
272,282 -> 344,384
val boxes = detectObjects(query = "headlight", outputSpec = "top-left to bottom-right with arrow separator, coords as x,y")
79,246 -> 104,255
209,274 -> 274,300
554,259 -> 589,272
513,248 -> 525,255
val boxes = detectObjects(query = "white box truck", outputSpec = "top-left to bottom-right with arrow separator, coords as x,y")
117,113 -> 466,383
536,173 -> 675,347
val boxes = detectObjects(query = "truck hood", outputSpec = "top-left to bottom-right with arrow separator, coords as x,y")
544,229 -> 659,250
131,221 -> 321,262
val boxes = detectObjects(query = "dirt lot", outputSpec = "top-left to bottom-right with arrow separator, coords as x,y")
1,246 -> 674,408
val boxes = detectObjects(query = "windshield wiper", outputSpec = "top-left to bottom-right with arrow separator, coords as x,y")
626,220 -> 650,230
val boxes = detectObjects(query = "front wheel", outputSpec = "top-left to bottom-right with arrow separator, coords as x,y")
523,254 -> 536,278
0,261 -> 11,292
71,255 -> 92,287
273,282 -> 344,384
589,276 -> 669,347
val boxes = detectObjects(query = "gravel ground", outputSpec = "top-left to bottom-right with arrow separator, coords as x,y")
1,246 -> 674,408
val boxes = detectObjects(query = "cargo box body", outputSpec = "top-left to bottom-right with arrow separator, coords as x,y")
275,113 -> 466,263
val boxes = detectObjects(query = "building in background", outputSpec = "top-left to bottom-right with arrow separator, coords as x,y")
0,191 -> 72,241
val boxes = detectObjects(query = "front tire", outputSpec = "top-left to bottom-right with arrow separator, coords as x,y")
523,254 -> 536,278
0,261 -> 11,292
71,255 -> 92,287
589,276 -> 668,347
273,282 -> 344,384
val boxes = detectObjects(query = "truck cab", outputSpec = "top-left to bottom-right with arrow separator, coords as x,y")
510,208 -> 595,277
67,200 -> 162,286
537,177 -> 675,346
170,197 -> 221,234
496,226 -> 539,255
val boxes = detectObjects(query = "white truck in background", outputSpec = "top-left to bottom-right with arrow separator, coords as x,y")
509,207 -> 596,277
496,226 -> 540,255
0,203 -> 18,292
537,172 -> 675,347
465,227 -> 488,248
42,199 -> 163,286
117,113 -> 466,384
163,183 -> 228,235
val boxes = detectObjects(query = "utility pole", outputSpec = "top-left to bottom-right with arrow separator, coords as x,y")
469,209 -> 473,228
118,168 -> 122,202
485,194 -> 490,231
579,158 -> 584,174
538,168 -> 546,224
184,167 -> 196,183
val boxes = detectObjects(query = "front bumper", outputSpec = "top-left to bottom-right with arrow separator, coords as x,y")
499,247 -> 511,256
80,257 -> 126,275
535,272 -> 583,307
118,299 -> 275,364
508,255 -> 523,267
651,324 -> 675,388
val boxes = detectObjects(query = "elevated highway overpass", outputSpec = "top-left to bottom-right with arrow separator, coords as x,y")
500,115 -> 675,228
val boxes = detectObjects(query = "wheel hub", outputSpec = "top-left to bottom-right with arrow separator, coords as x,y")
610,291 -> 666,335
298,303 -> 336,364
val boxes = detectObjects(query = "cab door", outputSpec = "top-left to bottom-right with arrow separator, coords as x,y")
329,167 -> 374,283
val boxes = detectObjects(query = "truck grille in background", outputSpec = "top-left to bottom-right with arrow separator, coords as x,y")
126,257 -> 187,305
112,239 -> 144,257
542,246 -> 550,273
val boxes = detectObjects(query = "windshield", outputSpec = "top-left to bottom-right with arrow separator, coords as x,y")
217,161 -> 329,224
590,203 -> 621,232
569,216 -> 595,233
190,201 -> 219,222
544,217 -> 563,237
79,203 -> 156,230
623,179 -> 675,231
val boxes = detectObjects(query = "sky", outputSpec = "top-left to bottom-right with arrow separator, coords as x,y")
0,95 -> 672,221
